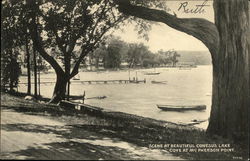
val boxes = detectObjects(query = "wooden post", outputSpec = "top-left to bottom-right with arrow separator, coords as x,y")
136,71 -> 138,82
82,91 -> 86,104
128,69 -> 131,81
38,56 -> 41,96
67,80 -> 70,101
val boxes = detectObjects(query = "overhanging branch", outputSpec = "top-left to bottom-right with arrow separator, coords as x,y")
114,0 -> 219,59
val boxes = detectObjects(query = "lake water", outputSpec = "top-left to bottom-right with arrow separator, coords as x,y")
19,65 -> 212,129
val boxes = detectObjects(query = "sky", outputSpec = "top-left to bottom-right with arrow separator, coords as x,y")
112,0 -> 214,52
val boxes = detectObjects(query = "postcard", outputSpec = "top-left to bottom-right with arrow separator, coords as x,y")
1,0 -> 249,160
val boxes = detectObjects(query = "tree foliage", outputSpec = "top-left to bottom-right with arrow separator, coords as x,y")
1,1 -> 26,92
23,0 -> 128,102
89,37 -> 180,69
103,38 -> 127,68
1,50 -> 21,92
2,0 -> 130,102
32,0 -> 127,74
126,43 -> 149,68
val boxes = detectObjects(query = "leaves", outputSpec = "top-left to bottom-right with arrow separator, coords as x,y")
1,1 -> 28,50
25,0 -> 127,74
1,49 -> 21,90
90,36 -> 180,69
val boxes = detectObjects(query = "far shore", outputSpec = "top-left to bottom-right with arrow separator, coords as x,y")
20,65 -> 209,76
1,91 -> 248,160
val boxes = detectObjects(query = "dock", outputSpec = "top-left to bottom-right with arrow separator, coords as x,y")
18,79 -> 146,85
72,79 -> 146,84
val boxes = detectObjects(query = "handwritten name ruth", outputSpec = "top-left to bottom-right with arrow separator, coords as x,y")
178,0 -> 210,14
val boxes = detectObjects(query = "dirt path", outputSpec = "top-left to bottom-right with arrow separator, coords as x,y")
1,109 -> 183,160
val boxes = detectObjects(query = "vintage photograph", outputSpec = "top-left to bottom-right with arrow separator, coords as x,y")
1,0 -> 249,160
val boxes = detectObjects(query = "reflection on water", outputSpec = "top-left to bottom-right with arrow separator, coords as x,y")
19,66 -> 212,129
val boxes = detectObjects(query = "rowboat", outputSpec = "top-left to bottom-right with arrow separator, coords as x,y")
178,119 -> 207,126
151,81 -> 167,84
144,72 -> 160,75
157,104 -> 206,111
73,78 -> 80,80
73,74 -> 80,80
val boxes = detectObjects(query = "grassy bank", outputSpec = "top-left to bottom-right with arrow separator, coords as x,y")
1,91 -> 247,160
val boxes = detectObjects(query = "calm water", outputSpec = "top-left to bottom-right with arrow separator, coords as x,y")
19,65 -> 212,129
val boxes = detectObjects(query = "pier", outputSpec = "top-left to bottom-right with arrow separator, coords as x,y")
73,79 -> 146,84
18,79 -> 146,85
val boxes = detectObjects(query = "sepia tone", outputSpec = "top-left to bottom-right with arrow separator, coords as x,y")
1,0 -> 249,160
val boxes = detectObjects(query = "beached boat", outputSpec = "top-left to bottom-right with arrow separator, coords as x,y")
144,68 -> 161,75
178,119 -> 207,126
73,74 -> 80,80
157,104 -> 206,111
151,81 -> 167,84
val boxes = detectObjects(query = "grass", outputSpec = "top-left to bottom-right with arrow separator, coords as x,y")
1,91 -> 248,160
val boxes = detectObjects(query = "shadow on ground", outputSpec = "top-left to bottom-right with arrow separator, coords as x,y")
5,141 -> 136,160
1,121 -> 177,160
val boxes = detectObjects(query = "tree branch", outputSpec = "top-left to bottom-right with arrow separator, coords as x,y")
70,48 -> 89,78
69,15 -> 125,78
27,1 -> 64,75
114,0 -> 219,60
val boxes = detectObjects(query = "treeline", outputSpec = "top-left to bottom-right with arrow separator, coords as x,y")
85,37 -> 180,69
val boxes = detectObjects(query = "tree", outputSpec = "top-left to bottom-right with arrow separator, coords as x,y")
23,0 -> 127,103
20,4 -> 32,95
33,47 -> 38,97
1,1 -> 25,92
156,50 -> 172,66
90,44 -> 107,69
1,50 -> 21,92
141,51 -> 157,67
126,43 -> 150,68
114,0 -> 249,141
103,38 -> 126,68
166,49 -> 180,67
24,35 -> 31,94
2,0 -> 41,95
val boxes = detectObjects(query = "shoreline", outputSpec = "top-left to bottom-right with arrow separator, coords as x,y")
20,65 -> 209,76
7,91 -> 209,129
1,91 -> 248,160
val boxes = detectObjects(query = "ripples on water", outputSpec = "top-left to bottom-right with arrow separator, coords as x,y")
19,66 -> 212,129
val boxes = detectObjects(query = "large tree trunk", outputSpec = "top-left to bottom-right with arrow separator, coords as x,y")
49,73 -> 68,104
27,0 -> 67,103
207,0 -> 249,141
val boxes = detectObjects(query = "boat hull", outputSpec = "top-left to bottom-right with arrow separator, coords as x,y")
151,81 -> 167,84
157,105 -> 206,111
144,72 -> 160,75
